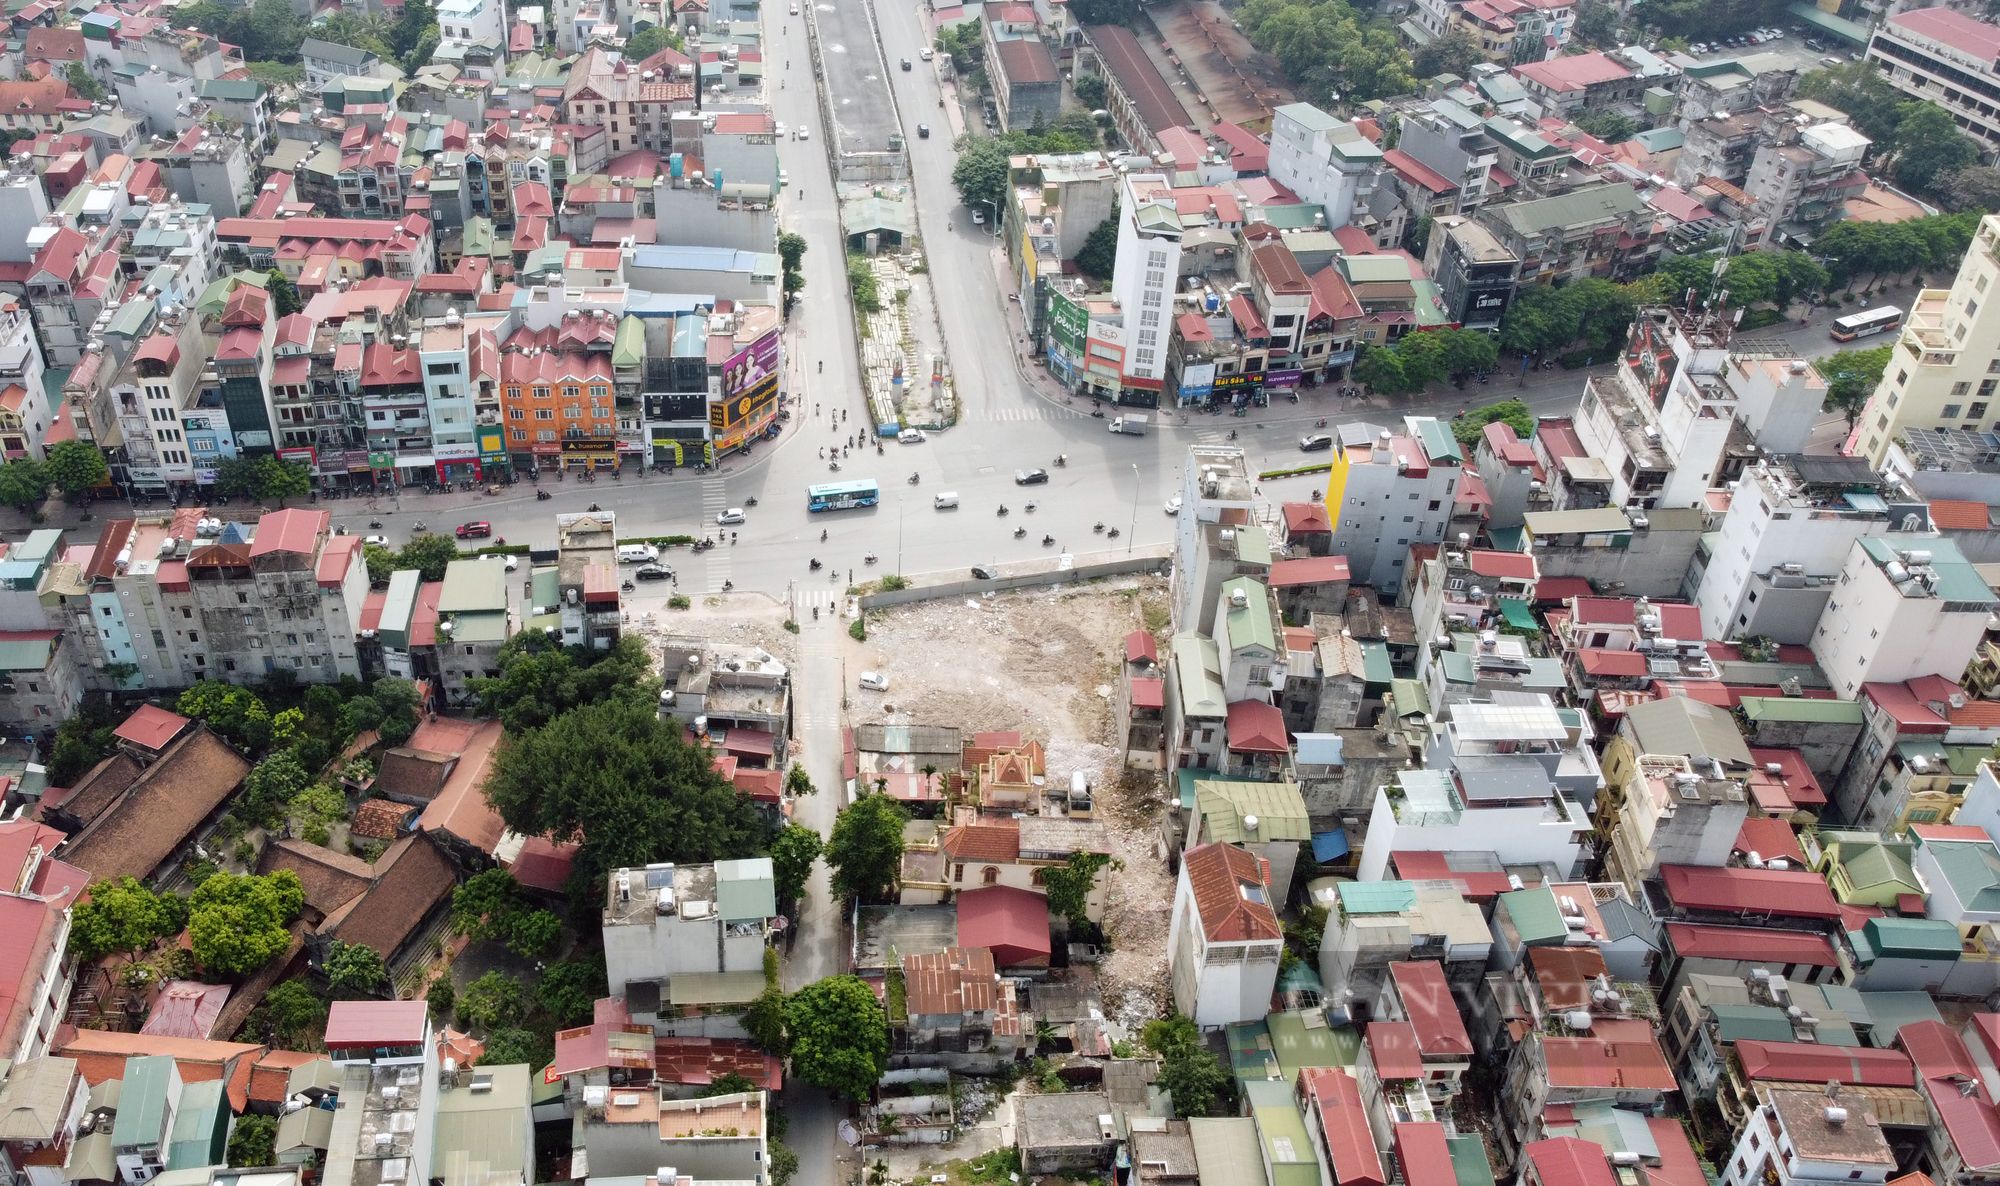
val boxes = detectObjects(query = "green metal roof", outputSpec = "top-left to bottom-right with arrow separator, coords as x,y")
1449,1135 -> 1496,1186
1175,767 -> 1220,812
1415,417 -> 1463,464
1499,885 -> 1567,944
1198,780 -> 1311,844
110,1055 -> 175,1152
1739,697 -> 1864,723
714,857 -> 776,921
1336,880 -> 1416,914
1708,1004 -> 1795,1043
1838,839 -> 1920,895
1266,1010 -> 1359,1083
529,565 -> 558,612
0,635 -> 53,672
613,314 -> 645,368
1864,916 -> 1962,961
1360,640 -> 1393,684
461,216 -> 495,259
1918,835 -> 2000,913
1172,633 -> 1227,718
1389,678 -> 1430,718
1226,1018 -> 1277,1081
1235,525 -> 1272,567
1247,1079 -> 1320,1186
163,1079 -> 225,1171
437,558 -> 507,613
1491,185 -> 1648,236
1855,990 -> 1943,1043
1500,598 -> 1539,630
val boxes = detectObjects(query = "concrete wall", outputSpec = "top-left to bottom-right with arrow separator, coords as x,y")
857,548 -> 1171,608
1529,509 -> 1703,599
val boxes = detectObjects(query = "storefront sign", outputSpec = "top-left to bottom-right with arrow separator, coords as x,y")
434,442 -> 480,461
1178,362 -> 1215,403
278,446 -> 317,474
711,372 -> 780,450
1265,368 -> 1304,389
1048,290 -> 1087,357
721,329 -> 781,403
1325,348 -> 1357,367
477,428 -> 508,459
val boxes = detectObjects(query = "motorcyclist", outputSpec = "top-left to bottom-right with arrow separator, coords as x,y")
821,529 -> 828,542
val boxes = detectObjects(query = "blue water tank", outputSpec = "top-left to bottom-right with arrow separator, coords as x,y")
1205,291 -> 1219,313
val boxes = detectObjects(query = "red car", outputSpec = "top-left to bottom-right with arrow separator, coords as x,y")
455,521 -> 492,538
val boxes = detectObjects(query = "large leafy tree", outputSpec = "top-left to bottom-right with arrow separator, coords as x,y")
188,870 -> 304,973
1144,1015 -> 1236,1117
535,958 -> 608,1028
1412,29 -> 1481,79
227,1115 -> 277,1168
396,534 -> 463,582
950,137 -> 1011,218
0,458 -> 49,512
477,1027 -> 553,1069
1892,104 -> 1979,197
1937,167 -> 2000,214
1075,216 -> 1118,279
44,440 -> 108,502
325,940 -> 387,995
769,823 -> 824,905
178,680 -> 274,751
70,877 -> 189,962
783,975 -> 888,1100
266,270 -> 303,318
624,24 -> 682,58
1814,344 -> 1892,427
826,793 -> 905,902
458,970 -> 523,1030
483,699 -> 766,882
470,630 -> 657,733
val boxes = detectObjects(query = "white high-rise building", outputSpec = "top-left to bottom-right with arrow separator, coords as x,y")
1109,172 -> 1182,391
1850,215 -> 2000,465
1811,536 -> 1997,696
1266,103 -> 1384,229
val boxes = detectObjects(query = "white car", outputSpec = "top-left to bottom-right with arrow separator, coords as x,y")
858,671 -> 889,691
920,46 -> 933,59
363,535 -> 390,547
796,127 -> 810,141
899,428 -> 926,443
1165,497 -> 1182,516
717,508 -> 747,525
775,121 -> 787,138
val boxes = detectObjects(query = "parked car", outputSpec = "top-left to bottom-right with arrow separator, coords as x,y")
917,124 -> 930,138
1165,496 -> 1182,515
971,564 -> 999,580
972,209 -> 985,224
717,507 -> 747,524
796,127 -> 810,141
456,521 -> 491,538
1299,433 -> 1334,452
920,46 -> 933,59
900,57 -> 911,69
1014,468 -> 1049,485
635,564 -> 675,581
858,671 -> 890,691
899,428 -> 926,443
617,544 -> 659,564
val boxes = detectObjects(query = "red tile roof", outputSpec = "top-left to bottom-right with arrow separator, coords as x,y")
1733,817 -> 1804,866
138,981 -> 230,1040
58,1031 -> 263,1111
1382,149 -> 1456,195
1225,699 -> 1289,753
940,820 -> 1021,863
1483,421 -> 1538,466
1269,556 -> 1352,587
651,1036 -> 782,1091
250,508 -> 326,558
1659,864 -> 1840,919
114,705 -> 189,751
1282,502 -> 1334,533
1538,1018 -> 1674,1089
1301,1068 -> 1387,1186
1085,23 -> 1182,134
1903,1020 -> 2000,1171
1663,923 -> 1838,965
1126,630 -> 1159,664
1366,1021 -> 1425,1080
324,1000 -> 427,1048
902,946 -> 997,1017
1862,681 -> 1951,733
1578,649 -> 1649,676
1468,551 -> 1535,579
1395,1124 -> 1457,1186
1926,499 -> 1991,530
1733,1040 -> 1915,1087
955,884 -> 1050,967
1183,841 -> 1279,942
1390,960 -> 1473,1057
1309,266 -> 1363,323
1525,1138 -> 1617,1186
1888,6 -> 2000,61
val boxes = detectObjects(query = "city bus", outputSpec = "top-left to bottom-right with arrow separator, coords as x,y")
806,478 -> 881,512
1830,306 -> 1904,342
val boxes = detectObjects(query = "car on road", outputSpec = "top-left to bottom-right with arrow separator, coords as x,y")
504,555 -> 520,571
796,127 -> 809,141
917,124 -> 929,138
971,209 -> 985,224
1689,41 -> 1707,52
717,507 -> 747,525
775,121 -> 786,137
1300,433 -> 1334,452
1165,497 -> 1182,516
971,564 -> 999,580
363,534 -> 390,547
920,46 -> 933,59
899,428 -> 926,443
858,671 -> 890,691
1014,468 -> 1049,485
456,521 -> 491,538
617,544 -> 660,564
900,57 -> 911,69
635,564 -> 675,581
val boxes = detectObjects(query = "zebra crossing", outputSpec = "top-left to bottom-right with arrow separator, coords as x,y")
791,588 -> 842,610
982,405 -> 1088,422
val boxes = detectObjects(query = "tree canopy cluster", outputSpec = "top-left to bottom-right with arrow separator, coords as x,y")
1353,327 -> 1499,395
363,533 -> 467,584
1497,277 -> 1655,358
451,869 -> 563,960
70,877 -> 189,963
1235,0 -> 1414,109
1814,344 -> 1892,426
827,793 -> 906,903
212,455 -> 310,508
1810,211 -> 1984,289
1651,250 -> 1828,312
1450,399 -> 1535,447
188,870 -> 305,974
784,975 -> 890,1100
950,119 -> 1119,218
1796,63 -> 1980,201
1143,1015 -> 1236,1118
181,0 -> 444,73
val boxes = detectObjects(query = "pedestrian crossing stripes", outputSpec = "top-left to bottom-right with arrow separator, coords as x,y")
796,713 -> 840,732
983,405 -> 1088,422
791,589 -> 841,609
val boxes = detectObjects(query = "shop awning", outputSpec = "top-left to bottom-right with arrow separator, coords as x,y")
1500,599 -> 1539,630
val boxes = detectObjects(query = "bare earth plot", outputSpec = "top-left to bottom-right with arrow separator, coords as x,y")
849,578 -> 1178,1026
1150,0 -> 1298,133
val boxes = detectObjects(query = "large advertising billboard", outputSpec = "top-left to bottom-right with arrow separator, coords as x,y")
722,329 -> 781,403
1049,289 -> 1087,357
712,329 -> 782,451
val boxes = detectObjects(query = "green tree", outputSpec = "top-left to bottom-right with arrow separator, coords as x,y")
259,979 -> 326,1043
1040,852 -> 1109,928
1813,344 -> 1892,427
64,61 -> 104,102
1412,29 -> 1481,78
950,137 -> 1011,218
1075,216 -> 1118,280
188,870 -> 304,973
458,970 -> 523,1030
783,975 -> 889,1100
698,1073 -> 760,1097
47,701 -> 124,786
534,958 -> 608,1028
266,269 -> 303,318
1938,167 -> 2000,214
846,254 -> 881,313
44,440 -> 108,502
1572,0 -> 1619,45
1072,73 -> 1107,108
482,699 -> 767,884
180,681 -> 274,751
1796,59 -> 1913,147
1892,103 -> 1979,196
371,677 -> 422,746
0,458 -> 50,513
1353,345 -> 1411,394
238,752 -> 310,828
426,976 -> 456,1022
69,877 -> 189,962
325,940 -> 387,995
778,232 -> 807,276
1651,252 -> 1719,306
506,909 -> 562,959
227,1114 -> 277,1168
1451,399 -> 1535,446
826,793 -> 906,902
453,868 -> 528,940
1571,109 -> 1635,143
1143,1015 -> 1235,1118
624,24 -> 683,58
744,982 -> 789,1054
469,630 -> 660,734
477,1027 -> 553,1069
395,533 -> 462,581
770,823 -> 825,905
784,762 -> 817,798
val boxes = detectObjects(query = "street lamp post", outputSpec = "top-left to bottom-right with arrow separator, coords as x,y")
976,199 -> 1000,238
1128,462 -> 1139,554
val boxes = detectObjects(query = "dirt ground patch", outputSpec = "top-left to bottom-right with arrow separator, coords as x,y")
1149,0 -> 1296,132
620,590 -> 802,674
851,579 -> 1178,1028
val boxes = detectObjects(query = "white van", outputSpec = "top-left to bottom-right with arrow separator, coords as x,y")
933,492 -> 959,509
617,544 -> 659,564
